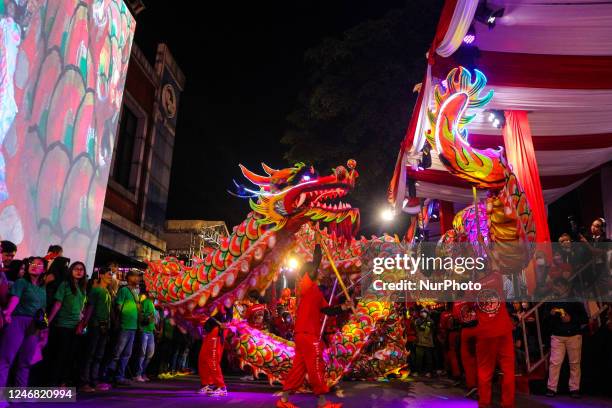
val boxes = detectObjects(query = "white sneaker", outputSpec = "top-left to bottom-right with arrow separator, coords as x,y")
208,387 -> 227,397
198,385 -> 213,394
133,376 -> 146,382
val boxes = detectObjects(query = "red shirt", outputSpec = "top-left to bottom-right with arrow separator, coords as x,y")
295,274 -> 328,336
472,272 -> 512,338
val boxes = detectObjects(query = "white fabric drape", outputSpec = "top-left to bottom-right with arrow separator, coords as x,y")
436,0 -> 479,57
411,65 -> 433,153
406,0 -> 478,156
475,2 -> 612,55
602,165 -> 612,238
415,177 -> 590,205
483,87 -> 612,112
469,110 -> 612,136
534,148 -> 612,176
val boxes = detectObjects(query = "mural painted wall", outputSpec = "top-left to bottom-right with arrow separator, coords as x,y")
0,0 -> 135,271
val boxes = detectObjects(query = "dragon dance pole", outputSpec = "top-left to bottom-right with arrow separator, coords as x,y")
315,230 -> 358,315
332,269 -> 374,300
320,278 -> 338,340
472,186 -> 480,239
472,186 -> 482,283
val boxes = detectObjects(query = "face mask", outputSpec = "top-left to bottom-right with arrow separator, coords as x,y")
536,258 -> 546,266
420,312 -> 427,318
521,302 -> 529,309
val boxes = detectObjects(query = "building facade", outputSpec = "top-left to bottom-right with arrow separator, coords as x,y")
96,40 -> 185,268
162,220 -> 229,264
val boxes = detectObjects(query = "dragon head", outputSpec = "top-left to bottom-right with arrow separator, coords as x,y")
240,159 -> 360,240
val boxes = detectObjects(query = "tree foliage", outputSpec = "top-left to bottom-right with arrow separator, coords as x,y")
281,1 -> 443,226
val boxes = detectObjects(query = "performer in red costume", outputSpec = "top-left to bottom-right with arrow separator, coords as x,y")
198,305 -> 233,397
439,303 -> 461,379
473,271 -> 515,408
277,243 -> 351,408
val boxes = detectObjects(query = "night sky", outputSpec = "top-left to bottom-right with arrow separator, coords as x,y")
133,0 -> 439,235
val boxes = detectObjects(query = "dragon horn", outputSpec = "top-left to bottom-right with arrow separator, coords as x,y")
239,164 -> 270,186
261,162 -> 278,175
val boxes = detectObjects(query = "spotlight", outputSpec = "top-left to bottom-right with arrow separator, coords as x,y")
381,208 -> 395,222
486,110 -> 505,129
475,1 -> 504,29
463,25 -> 476,45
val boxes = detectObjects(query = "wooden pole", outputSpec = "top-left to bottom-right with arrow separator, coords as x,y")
315,230 -> 357,314
320,278 -> 338,340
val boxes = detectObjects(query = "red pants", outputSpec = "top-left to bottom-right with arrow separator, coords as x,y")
476,332 -> 515,408
445,331 -> 461,378
283,333 -> 328,395
198,327 -> 225,388
461,329 -> 477,389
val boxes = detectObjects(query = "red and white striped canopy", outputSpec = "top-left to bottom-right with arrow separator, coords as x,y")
390,0 -> 612,206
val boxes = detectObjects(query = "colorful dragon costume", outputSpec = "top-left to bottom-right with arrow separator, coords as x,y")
145,161 -> 410,386
145,161 -> 360,327
225,230 -> 409,385
426,67 -> 536,268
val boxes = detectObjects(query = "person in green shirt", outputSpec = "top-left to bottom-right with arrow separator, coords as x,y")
134,287 -> 158,382
0,256 -> 47,389
79,268 -> 113,392
107,269 -> 142,385
47,261 -> 88,386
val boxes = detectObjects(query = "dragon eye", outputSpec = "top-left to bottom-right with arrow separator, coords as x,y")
302,175 -> 311,181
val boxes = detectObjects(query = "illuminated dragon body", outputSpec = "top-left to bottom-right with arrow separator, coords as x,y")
427,67 -> 536,268
145,160 -> 407,386
227,229 -> 409,385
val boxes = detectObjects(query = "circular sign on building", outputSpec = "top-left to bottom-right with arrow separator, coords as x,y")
161,83 -> 177,119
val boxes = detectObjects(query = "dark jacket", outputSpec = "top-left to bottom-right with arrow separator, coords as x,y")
544,301 -> 588,337
204,306 -> 233,337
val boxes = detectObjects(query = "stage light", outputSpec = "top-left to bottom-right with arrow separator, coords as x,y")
381,208 -> 395,222
475,1 -> 504,29
486,110 -> 505,129
463,25 -> 476,45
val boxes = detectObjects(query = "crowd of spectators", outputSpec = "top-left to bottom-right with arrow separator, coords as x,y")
0,216 -> 609,402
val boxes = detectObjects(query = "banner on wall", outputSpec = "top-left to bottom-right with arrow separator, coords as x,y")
0,0 -> 135,272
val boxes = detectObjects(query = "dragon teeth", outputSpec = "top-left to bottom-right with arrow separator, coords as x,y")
296,193 -> 306,208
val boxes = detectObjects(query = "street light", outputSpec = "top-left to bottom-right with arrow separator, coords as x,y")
286,257 -> 299,271
380,208 -> 395,222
